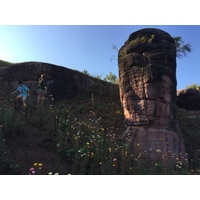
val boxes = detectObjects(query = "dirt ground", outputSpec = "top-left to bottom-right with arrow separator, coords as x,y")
5,119 -> 57,175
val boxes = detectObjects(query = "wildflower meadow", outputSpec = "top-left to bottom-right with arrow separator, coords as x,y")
0,79 -> 200,175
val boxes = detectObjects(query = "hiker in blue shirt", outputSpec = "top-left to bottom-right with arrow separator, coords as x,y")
11,80 -> 30,108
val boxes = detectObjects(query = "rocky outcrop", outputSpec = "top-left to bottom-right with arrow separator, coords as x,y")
118,28 -> 187,166
0,62 -> 95,101
177,88 -> 200,110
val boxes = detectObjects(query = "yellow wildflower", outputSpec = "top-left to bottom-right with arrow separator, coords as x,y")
38,163 -> 43,167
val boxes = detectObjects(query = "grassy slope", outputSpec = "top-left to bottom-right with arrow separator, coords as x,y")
0,60 -> 200,174
1,74 -> 126,174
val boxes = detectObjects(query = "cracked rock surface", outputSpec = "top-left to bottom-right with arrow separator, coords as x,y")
118,28 -> 187,166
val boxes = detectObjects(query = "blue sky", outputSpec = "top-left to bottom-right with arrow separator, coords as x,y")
0,25 -> 199,90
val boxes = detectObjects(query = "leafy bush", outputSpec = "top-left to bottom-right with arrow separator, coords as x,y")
186,83 -> 200,90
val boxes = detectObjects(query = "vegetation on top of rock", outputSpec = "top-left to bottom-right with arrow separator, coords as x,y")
112,34 -> 192,61
186,83 -> 200,90
0,59 -> 13,67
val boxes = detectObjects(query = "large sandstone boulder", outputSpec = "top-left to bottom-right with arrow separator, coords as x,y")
0,62 -> 95,101
118,28 -> 187,166
176,88 -> 200,110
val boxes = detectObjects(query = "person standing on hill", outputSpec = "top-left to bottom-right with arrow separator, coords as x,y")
11,80 -> 30,109
37,74 -> 47,104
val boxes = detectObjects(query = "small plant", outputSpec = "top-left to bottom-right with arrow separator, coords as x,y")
129,34 -> 155,46
29,162 -> 43,175
77,105 -> 87,114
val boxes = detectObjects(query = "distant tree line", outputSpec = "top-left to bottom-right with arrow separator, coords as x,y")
82,70 -> 119,84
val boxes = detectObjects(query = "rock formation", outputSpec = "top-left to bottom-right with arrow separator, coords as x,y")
0,62 -> 95,101
118,28 -> 188,166
177,88 -> 200,110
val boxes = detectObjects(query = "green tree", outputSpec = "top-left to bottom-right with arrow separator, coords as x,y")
104,72 -> 119,84
82,69 -> 91,76
173,36 -> 192,58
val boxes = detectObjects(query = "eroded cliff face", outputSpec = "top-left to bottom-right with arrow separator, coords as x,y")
118,28 -> 187,166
